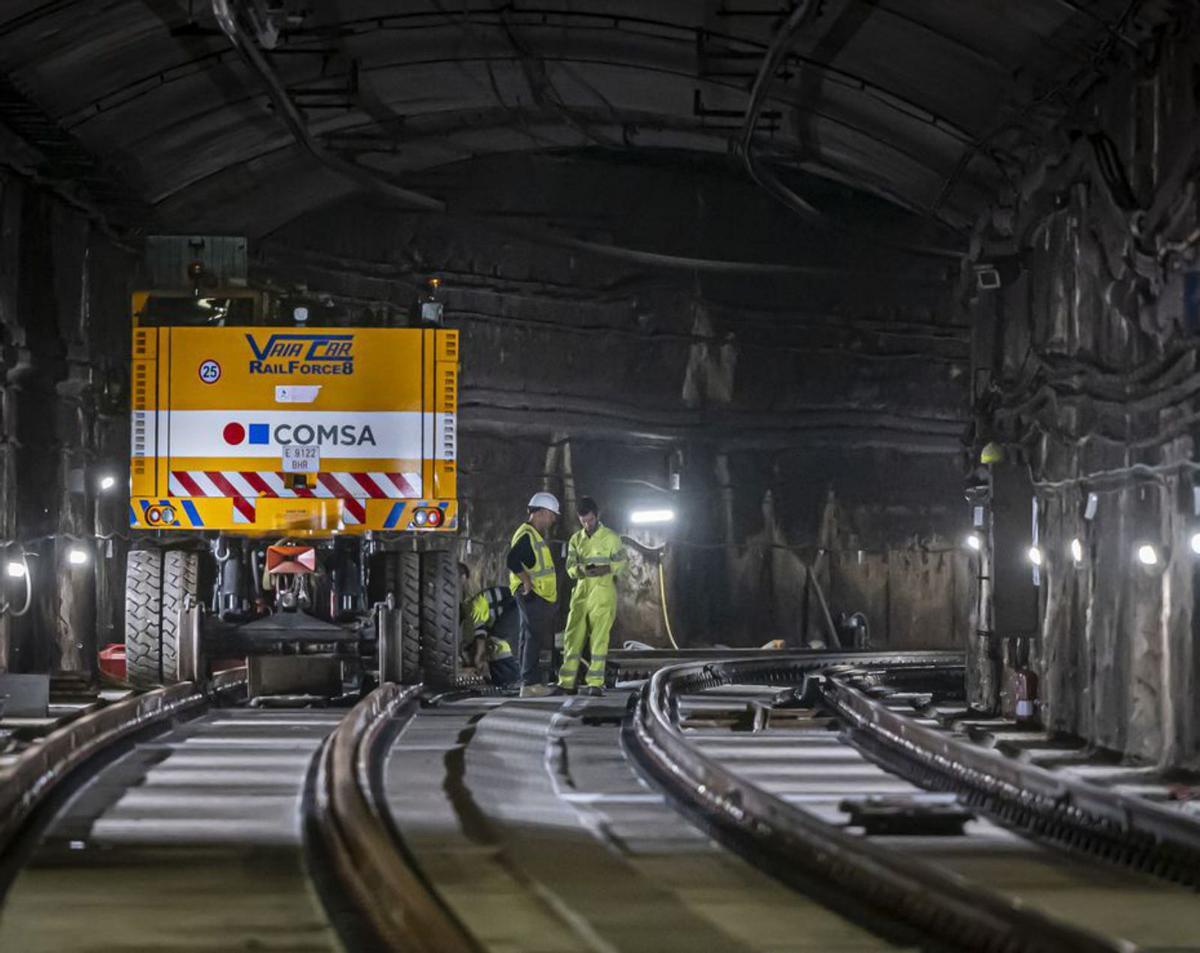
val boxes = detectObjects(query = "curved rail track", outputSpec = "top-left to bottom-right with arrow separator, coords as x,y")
628,653 -> 1200,953
379,669 -> 904,952
314,682 -> 479,953
3,649 -> 1200,953
0,673 -> 464,953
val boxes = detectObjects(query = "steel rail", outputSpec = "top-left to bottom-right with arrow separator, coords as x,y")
823,668 -> 1200,888
314,683 -> 484,953
0,667 -> 247,859
627,652 -> 1130,953
609,647 -> 963,682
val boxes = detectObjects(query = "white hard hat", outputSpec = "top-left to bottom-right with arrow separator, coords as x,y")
528,492 -> 561,514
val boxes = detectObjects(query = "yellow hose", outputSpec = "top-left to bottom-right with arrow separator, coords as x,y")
657,558 -> 680,650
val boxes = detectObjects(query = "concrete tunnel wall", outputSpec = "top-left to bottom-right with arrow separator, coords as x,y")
967,15 -> 1200,767
0,174 -> 135,676
255,157 -> 973,652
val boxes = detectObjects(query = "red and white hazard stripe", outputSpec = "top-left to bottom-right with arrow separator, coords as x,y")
169,470 -> 421,500
232,497 -> 256,524
341,498 -> 366,524
168,470 -> 421,527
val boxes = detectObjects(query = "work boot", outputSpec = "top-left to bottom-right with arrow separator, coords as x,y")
581,685 -> 605,697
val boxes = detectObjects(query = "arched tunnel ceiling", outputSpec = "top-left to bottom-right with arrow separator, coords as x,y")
0,0 -> 1162,247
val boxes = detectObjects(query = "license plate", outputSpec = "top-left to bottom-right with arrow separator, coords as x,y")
282,445 -> 320,473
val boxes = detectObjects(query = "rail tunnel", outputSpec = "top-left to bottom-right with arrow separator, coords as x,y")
1,2 -> 1199,951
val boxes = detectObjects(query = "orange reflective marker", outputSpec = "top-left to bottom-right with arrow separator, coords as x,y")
266,545 -> 318,575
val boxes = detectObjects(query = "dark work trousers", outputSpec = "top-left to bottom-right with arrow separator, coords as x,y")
516,591 -> 556,685
489,608 -> 523,688
489,654 -> 521,688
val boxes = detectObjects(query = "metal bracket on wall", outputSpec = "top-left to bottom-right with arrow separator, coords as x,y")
974,265 -> 1001,290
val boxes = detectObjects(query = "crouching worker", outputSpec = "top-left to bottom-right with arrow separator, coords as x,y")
459,563 -> 521,689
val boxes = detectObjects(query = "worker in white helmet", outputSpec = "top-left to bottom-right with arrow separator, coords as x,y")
507,491 -> 560,697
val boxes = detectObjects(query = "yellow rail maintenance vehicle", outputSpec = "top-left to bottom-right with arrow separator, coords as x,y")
125,237 -> 460,698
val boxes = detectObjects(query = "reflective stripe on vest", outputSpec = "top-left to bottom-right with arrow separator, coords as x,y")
509,522 -> 557,602
489,637 -> 513,660
469,587 -> 513,631
480,586 -> 508,624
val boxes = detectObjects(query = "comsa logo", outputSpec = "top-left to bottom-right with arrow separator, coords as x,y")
245,333 -> 354,376
222,421 -> 377,447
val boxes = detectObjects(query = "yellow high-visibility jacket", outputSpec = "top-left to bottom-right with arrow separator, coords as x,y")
565,524 -> 626,602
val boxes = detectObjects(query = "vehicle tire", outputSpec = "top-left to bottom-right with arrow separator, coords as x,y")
125,549 -> 162,688
419,549 -> 459,686
125,548 -> 199,687
398,552 -> 422,683
161,550 -> 200,682
373,551 -> 421,683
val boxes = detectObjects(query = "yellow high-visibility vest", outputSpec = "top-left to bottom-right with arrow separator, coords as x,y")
466,587 -> 509,630
509,522 -> 557,603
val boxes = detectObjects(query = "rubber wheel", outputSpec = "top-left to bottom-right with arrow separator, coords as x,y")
419,549 -> 459,686
125,549 -> 199,687
373,551 -> 421,683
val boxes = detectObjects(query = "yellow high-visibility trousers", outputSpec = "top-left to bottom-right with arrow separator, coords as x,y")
558,587 -> 616,689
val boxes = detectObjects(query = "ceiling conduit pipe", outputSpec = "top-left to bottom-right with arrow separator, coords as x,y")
212,0 -> 941,275
735,1 -> 963,261
735,0 -> 822,219
211,0 -> 446,212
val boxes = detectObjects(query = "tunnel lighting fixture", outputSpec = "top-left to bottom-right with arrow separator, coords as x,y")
1136,543 -> 1159,567
964,533 -> 982,552
6,561 -> 26,579
1070,538 -> 1084,565
1190,532 -> 1200,556
98,474 -> 117,492
630,509 -> 675,525
67,547 -> 89,566
1027,546 -> 1043,567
